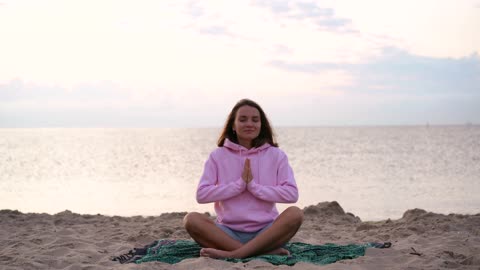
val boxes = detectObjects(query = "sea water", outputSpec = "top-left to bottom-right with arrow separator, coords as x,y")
1,126 -> 479,221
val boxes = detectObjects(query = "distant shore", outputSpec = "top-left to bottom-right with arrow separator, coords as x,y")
1,202 -> 479,269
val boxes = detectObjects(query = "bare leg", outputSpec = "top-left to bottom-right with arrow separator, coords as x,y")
200,206 -> 304,259
183,212 -> 242,251
184,212 -> 288,256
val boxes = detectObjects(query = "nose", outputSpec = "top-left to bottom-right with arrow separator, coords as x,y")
246,120 -> 255,127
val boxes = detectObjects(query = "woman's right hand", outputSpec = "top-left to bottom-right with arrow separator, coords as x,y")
242,158 -> 253,184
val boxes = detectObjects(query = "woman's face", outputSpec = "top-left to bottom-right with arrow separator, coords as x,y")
233,105 -> 262,147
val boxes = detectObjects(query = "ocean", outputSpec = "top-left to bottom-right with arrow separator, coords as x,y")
1,126 -> 479,221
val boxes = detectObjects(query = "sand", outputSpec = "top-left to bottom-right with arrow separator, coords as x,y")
1,201 -> 479,270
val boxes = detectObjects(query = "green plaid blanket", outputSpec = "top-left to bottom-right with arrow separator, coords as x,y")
112,239 -> 391,266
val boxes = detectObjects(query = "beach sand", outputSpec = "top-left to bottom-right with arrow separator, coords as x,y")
1,201 -> 479,270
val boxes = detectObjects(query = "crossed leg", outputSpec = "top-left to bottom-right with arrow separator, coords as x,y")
183,206 -> 304,259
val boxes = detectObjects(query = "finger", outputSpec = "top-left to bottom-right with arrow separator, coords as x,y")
244,159 -> 249,169
242,168 -> 248,182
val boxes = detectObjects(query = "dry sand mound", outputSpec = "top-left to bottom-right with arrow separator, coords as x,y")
1,202 -> 479,269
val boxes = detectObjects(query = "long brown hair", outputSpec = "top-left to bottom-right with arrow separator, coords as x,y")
217,99 -> 278,147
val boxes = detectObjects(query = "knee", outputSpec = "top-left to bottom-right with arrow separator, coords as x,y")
285,206 -> 304,227
183,212 -> 203,231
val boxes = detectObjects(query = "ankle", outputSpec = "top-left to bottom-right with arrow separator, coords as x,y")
230,250 -> 248,259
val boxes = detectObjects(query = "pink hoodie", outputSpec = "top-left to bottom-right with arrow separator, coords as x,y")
196,139 -> 298,232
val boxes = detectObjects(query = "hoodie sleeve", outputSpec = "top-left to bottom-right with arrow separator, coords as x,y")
196,153 -> 246,203
247,152 -> 298,203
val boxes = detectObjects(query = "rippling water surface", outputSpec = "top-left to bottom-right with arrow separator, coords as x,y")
1,126 -> 479,221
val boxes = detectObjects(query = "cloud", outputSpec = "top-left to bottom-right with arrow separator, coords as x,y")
185,0 -> 204,17
0,79 -> 179,112
0,76 -> 288,127
181,1 -> 242,39
272,44 -> 294,55
0,79 -> 65,102
268,60 -> 341,73
252,0 -> 354,33
0,79 -> 233,127
253,0 -> 291,13
355,48 -> 480,94
295,2 -> 333,17
269,48 -> 480,95
268,49 -> 480,125
198,25 -> 236,38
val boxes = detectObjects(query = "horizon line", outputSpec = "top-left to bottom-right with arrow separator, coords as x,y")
0,123 -> 478,129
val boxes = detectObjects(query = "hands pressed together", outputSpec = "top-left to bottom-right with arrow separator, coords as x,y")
242,158 -> 253,184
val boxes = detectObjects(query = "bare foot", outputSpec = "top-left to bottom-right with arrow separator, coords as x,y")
265,247 -> 290,256
200,247 -> 290,259
200,248 -> 234,259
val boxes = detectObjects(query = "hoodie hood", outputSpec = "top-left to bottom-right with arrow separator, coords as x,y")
223,138 -> 271,154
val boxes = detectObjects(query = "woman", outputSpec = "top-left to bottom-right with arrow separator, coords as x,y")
183,99 -> 303,259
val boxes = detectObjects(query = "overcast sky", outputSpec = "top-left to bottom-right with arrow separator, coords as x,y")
0,0 -> 479,127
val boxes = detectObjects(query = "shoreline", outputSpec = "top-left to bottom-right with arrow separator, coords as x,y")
1,201 -> 479,269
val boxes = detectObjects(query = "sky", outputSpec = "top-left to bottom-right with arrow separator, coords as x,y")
0,0 -> 479,127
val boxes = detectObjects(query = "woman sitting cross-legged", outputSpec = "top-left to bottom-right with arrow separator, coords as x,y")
183,98 -> 304,259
